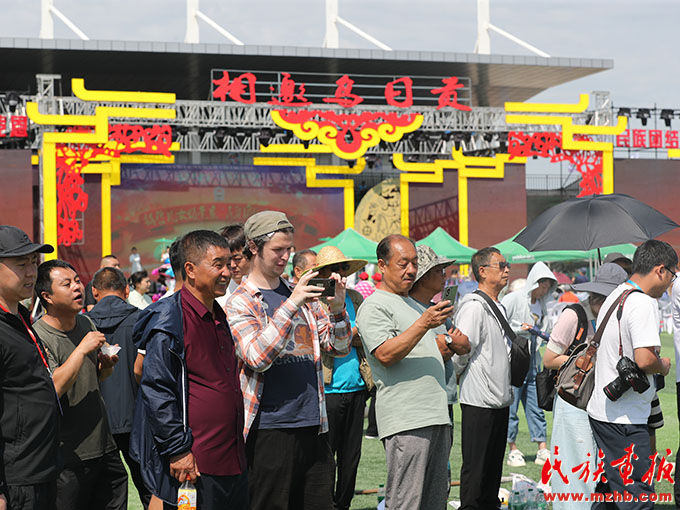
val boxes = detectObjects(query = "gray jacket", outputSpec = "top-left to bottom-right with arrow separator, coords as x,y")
453,292 -> 513,408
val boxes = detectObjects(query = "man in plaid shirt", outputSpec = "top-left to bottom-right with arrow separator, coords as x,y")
226,211 -> 351,510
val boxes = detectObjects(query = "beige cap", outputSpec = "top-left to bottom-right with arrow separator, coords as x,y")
244,211 -> 294,239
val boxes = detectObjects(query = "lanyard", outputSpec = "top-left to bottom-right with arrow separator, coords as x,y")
626,279 -> 643,291
0,302 -> 51,374
0,302 -> 63,414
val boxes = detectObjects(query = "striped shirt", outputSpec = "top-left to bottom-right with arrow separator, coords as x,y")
226,278 -> 351,439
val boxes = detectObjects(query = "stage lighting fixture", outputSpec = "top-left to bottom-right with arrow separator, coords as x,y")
365,154 -> 377,169
348,159 -> 356,169
258,128 -> 272,147
636,108 -> 651,126
6,92 -> 20,113
660,109 -> 674,127
617,108 -> 631,118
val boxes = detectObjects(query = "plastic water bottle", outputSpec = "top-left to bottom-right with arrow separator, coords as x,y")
177,481 -> 197,510
536,488 -> 548,510
508,490 -> 524,510
377,483 -> 385,503
525,488 -> 537,510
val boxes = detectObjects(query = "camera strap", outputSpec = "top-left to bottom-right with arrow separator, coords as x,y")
615,288 -> 643,358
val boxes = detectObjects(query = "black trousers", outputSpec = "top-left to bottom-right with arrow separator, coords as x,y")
675,382 -> 680,509
114,432 -> 151,510
366,387 -> 378,437
246,426 -> 335,510
56,449 -> 128,510
590,417 -> 654,510
459,404 -> 509,510
163,472 -> 248,510
6,481 -> 57,510
326,391 -> 366,510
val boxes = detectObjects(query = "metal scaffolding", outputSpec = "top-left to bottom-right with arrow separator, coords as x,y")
16,74 -> 617,156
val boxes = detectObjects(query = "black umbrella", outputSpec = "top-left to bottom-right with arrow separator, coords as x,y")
513,193 -> 679,259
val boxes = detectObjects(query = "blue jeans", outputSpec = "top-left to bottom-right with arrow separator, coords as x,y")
506,358 -> 547,444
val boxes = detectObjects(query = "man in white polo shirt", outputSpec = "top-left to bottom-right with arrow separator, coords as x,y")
587,240 -> 675,509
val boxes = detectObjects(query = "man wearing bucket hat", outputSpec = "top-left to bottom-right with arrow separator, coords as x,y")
225,211 -> 351,510
543,262 -> 628,508
409,245 -> 466,424
356,234 -> 461,510
311,246 -> 372,510
0,226 -> 60,510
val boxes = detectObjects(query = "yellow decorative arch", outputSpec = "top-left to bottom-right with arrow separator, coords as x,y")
27,78 -> 179,259
253,152 -> 366,229
393,150 -> 526,244
505,94 -> 628,194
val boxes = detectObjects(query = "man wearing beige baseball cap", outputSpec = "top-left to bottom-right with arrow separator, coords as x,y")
225,211 -> 352,510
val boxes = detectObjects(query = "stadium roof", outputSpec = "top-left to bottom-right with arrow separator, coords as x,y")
0,37 -> 613,106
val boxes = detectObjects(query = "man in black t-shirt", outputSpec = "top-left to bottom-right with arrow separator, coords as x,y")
0,226 -> 60,510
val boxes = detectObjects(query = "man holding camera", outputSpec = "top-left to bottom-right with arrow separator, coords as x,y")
587,240 -> 676,509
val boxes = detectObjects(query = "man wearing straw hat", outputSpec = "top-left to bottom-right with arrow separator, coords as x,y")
312,246 -> 373,510
356,234 -> 466,510
226,211 -> 352,510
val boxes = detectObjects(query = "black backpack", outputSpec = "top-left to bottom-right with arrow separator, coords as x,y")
536,303 -> 588,411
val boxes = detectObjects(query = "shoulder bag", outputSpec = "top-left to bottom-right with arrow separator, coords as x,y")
473,290 -> 531,387
536,303 -> 588,411
556,289 -> 640,410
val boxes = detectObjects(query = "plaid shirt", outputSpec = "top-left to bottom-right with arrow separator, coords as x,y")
226,278 -> 351,439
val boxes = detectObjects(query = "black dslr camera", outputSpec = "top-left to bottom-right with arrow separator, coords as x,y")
603,356 -> 650,401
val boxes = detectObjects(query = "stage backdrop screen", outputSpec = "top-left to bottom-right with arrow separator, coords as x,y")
64,163 -> 344,282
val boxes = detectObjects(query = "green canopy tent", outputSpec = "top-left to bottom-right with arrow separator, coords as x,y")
494,235 -> 594,264
415,227 -> 477,264
592,243 -> 637,259
308,228 -> 379,264
495,232 -> 638,265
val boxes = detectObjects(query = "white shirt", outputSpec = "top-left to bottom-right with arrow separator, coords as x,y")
672,277 -> 680,382
128,289 -> 152,310
587,283 -> 661,425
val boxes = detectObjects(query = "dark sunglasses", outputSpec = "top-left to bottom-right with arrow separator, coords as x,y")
481,262 -> 511,271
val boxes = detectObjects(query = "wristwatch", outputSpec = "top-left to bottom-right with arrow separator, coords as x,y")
444,334 -> 455,351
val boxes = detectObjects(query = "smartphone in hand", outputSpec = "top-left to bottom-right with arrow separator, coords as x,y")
441,285 -> 458,304
308,278 -> 336,297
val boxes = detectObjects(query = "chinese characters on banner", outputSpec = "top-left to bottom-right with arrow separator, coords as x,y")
0,115 -> 29,138
542,445 -> 675,487
212,71 -> 471,111
616,129 -> 679,149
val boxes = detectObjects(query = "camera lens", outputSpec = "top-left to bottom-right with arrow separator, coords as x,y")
603,376 -> 628,401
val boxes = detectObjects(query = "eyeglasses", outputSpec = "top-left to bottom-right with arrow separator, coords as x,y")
481,262 -> 511,271
664,266 -> 677,283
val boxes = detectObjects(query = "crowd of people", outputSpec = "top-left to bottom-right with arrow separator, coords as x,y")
0,215 -> 677,510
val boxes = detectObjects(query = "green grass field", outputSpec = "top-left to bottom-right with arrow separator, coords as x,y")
126,333 -> 679,509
